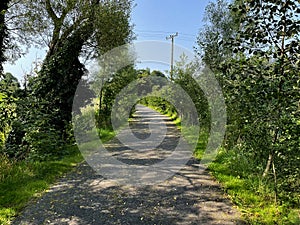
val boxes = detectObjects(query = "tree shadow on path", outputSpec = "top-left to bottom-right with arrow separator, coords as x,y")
12,160 -> 247,225
12,105 -> 247,224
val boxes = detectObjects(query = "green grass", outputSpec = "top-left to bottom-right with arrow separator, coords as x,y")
98,128 -> 116,143
145,102 -> 300,224
145,104 -> 181,126
207,149 -> 300,224
145,103 -> 209,158
0,147 -> 83,224
0,128 -> 115,225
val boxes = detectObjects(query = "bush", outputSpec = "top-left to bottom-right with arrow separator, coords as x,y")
4,125 -> 65,161
23,127 -> 64,161
3,99 -> 67,161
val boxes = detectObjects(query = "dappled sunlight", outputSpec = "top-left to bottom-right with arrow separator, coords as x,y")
12,106 -> 243,225
13,160 -> 242,224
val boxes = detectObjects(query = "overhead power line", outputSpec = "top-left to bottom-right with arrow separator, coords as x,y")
166,32 -> 178,81
135,29 -> 197,38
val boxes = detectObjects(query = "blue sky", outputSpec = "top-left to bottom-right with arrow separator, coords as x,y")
132,0 -> 212,72
132,0 -> 211,50
4,0 -> 213,81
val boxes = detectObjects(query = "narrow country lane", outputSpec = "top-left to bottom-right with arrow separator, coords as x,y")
12,105 -> 245,225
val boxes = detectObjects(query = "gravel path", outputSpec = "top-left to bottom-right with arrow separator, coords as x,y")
12,105 -> 245,225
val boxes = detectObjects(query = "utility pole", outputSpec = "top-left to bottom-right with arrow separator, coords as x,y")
166,32 -> 178,81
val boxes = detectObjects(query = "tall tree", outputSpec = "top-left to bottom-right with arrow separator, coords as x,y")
233,0 -> 300,203
7,0 -> 134,133
196,0 -> 300,204
3,0 -> 134,159
195,0 -> 240,72
0,0 -> 10,74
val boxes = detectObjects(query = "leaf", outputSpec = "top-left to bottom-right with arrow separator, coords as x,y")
0,93 -> 7,101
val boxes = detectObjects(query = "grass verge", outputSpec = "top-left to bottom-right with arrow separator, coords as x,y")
208,149 -> 300,224
144,103 -> 181,127
0,147 -> 83,224
144,103 -> 208,158
0,129 -> 115,225
143,102 -> 300,224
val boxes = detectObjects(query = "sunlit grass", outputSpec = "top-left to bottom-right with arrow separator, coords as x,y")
98,128 -> 115,143
0,128 -> 115,225
208,149 -> 300,224
0,147 -> 83,224
147,103 -> 300,224
143,102 -> 209,158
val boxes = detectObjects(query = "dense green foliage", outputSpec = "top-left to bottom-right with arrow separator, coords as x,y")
0,73 -> 20,150
0,0 -> 299,224
0,1 -> 12,148
197,0 -> 300,223
94,66 -> 138,128
0,1 -> 134,221
173,55 -> 210,128
1,0 -> 134,160
0,0 -> 9,73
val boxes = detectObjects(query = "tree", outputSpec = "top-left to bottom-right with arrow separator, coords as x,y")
0,73 -> 20,149
6,0 -> 134,133
0,0 -> 10,73
197,0 -> 300,205
237,0 -> 300,204
2,0 -> 134,159
195,0 -> 240,72
95,65 -> 137,128
173,54 -> 210,127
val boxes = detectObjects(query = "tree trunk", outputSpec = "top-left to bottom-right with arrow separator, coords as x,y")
272,160 -> 278,204
262,128 -> 279,178
0,0 -> 10,73
99,78 -> 104,114
262,152 -> 273,178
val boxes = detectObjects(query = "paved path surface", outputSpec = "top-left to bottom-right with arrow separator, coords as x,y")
12,105 -> 244,225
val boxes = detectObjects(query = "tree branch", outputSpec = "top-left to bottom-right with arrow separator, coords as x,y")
259,0 -> 281,51
45,0 -> 58,23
